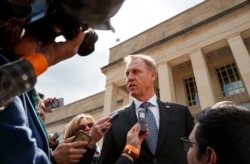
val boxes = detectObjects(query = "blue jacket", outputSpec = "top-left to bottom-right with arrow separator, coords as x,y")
0,54 -> 49,163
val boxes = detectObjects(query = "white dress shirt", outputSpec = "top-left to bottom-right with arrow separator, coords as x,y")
134,95 -> 160,129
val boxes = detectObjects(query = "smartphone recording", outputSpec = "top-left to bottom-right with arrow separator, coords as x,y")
138,110 -> 147,132
73,130 -> 91,149
47,98 -> 64,110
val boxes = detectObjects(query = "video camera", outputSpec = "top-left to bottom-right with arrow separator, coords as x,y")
1,0 -> 124,56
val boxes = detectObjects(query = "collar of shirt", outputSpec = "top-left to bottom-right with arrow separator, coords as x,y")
133,95 -> 159,128
133,95 -> 158,109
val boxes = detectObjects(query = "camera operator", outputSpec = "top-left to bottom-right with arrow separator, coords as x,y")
0,0 -> 124,108
0,9 -> 86,164
0,19 -> 85,108
0,0 -> 125,163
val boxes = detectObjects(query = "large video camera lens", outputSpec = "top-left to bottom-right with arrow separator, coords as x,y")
25,3 -> 98,56
76,30 -> 98,56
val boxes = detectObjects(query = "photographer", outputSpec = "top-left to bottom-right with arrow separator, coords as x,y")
0,18 -> 85,108
0,0 -> 124,108
0,7 -> 86,164
0,0 -> 125,163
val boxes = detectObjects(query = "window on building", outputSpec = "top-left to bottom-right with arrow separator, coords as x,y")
184,76 -> 200,106
240,102 -> 250,110
216,63 -> 245,97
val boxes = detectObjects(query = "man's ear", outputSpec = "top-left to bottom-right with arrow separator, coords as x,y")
204,146 -> 217,164
150,70 -> 157,81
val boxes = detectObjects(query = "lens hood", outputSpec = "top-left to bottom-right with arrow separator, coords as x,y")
58,0 -> 124,30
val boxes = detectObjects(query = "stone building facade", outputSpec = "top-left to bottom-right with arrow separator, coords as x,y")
46,0 -> 250,139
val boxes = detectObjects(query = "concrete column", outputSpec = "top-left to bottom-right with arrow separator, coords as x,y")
190,50 -> 216,109
103,83 -> 118,116
227,34 -> 250,97
157,63 -> 175,101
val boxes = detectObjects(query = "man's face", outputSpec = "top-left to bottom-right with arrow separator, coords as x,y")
187,123 -> 201,164
125,58 -> 156,101
187,123 -> 208,164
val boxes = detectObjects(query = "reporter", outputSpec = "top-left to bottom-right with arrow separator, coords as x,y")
60,114 -> 148,164
0,24 -> 85,107
60,113 -> 111,164
183,103 -> 250,164
0,0 -> 124,163
0,16 -> 85,163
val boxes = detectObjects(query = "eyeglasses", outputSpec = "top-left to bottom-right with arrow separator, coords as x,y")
180,137 -> 199,151
76,123 -> 94,132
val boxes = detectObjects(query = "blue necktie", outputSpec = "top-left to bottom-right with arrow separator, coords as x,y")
140,102 -> 158,154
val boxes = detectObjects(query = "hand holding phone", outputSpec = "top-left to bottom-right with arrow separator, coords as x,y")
52,132 -> 60,140
47,98 -> 64,110
73,130 -> 91,149
101,112 -> 119,133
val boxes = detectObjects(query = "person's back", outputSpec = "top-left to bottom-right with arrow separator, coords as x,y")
0,19 -> 50,157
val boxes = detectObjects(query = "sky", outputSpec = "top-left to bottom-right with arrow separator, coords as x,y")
36,0 -> 204,105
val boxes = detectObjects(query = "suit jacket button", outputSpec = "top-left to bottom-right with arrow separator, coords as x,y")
153,158 -> 157,163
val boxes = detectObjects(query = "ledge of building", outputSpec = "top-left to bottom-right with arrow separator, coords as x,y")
102,0 -> 249,72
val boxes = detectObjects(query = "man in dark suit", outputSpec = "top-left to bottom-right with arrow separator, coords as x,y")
100,54 -> 194,164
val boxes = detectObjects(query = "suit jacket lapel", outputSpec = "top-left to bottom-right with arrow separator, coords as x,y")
123,102 -> 138,128
155,99 -> 172,155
